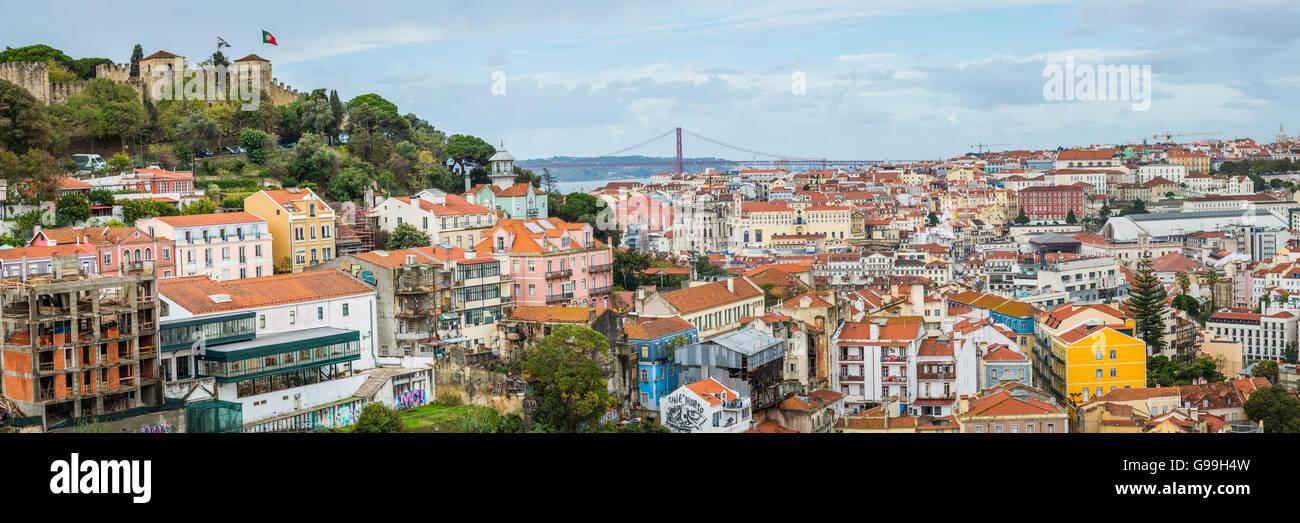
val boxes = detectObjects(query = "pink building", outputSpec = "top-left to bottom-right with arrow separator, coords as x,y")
475,218 -> 614,308
30,226 -> 177,278
136,212 -> 273,281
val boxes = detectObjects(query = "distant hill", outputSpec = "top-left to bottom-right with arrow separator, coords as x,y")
517,155 -> 731,181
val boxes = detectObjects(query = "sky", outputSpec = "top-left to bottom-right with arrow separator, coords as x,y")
4,0 -> 1299,162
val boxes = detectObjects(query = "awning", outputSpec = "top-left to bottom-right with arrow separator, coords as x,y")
439,313 -> 459,320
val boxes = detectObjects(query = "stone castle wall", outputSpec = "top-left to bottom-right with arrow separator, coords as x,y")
2,57 -> 301,107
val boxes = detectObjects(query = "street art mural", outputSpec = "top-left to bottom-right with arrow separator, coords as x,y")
663,393 -> 706,432
139,424 -> 173,433
396,389 -> 426,409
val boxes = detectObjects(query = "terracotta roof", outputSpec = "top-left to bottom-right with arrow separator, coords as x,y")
234,54 -> 269,62
142,50 -> 179,60
959,390 -> 1064,418
37,226 -> 158,246
56,177 -> 94,189
150,212 -> 265,228
624,315 -> 695,340
508,306 -> 600,324
159,272 -> 374,315
745,420 -> 797,433
0,243 -> 96,260
684,377 -> 738,407
658,277 -> 763,315
392,194 -> 493,216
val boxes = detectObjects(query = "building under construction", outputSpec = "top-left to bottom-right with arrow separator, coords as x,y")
0,255 -> 160,430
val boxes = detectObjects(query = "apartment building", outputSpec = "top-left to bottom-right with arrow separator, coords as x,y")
478,218 -> 614,309
0,244 -> 99,278
832,317 -> 926,411
137,212 -> 274,281
243,188 -> 336,273
370,189 -> 498,249
1207,310 -> 1298,362
31,225 -> 177,278
157,271 -> 377,431
0,257 -> 160,431
636,277 -> 766,338
1016,185 -> 1086,221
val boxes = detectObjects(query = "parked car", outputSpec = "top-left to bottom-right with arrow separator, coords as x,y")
195,149 -> 214,158
71,154 -> 107,174
222,146 -> 246,155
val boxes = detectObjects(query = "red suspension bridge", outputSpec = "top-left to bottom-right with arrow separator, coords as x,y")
515,127 -> 908,173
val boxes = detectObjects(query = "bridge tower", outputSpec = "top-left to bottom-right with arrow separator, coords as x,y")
675,127 -> 683,174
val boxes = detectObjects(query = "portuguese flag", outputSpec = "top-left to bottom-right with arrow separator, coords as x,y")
262,30 -> 277,45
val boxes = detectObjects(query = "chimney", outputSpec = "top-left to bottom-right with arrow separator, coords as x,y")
870,322 -> 880,339
911,284 -> 924,310
726,278 -> 734,293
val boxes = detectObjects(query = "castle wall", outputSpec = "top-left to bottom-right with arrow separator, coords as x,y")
5,57 -> 301,108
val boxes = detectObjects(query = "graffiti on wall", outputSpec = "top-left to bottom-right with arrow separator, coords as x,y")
396,389 -> 426,409
139,424 -> 173,433
663,393 -> 706,432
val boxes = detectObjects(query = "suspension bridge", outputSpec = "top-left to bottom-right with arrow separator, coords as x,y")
515,127 -> 908,174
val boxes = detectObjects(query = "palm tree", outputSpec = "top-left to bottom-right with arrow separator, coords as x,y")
1176,273 -> 1190,296
1201,270 -> 1220,310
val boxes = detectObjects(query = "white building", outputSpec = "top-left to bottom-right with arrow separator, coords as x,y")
370,189 -> 498,249
832,318 -> 925,410
157,271 -> 379,430
659,378 -> 752,433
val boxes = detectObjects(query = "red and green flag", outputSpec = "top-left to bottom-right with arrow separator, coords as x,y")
262,30 -> 277,46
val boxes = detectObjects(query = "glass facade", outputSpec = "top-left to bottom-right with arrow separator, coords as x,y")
160,313 -> 256,352
457,262 -> 500,281
202,339 -> 360,382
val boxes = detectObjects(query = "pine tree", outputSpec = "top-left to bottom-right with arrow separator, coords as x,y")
129,44 -> 143,78
1125,255 -> 1168,353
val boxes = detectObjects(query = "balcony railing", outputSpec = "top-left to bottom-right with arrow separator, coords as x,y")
119,377 -> 134,387
39,361 -> 54,372
545,269 -> 573,280
590,285 -> 613,296
546,292 -> 574,304
589,263 -> 613,273
881,374 -> 909,383
839,354 -> 864,362
917,372 -> 956,380
138,345 -> 157,358
838,373 -> 864,382
881,355 -> 908,363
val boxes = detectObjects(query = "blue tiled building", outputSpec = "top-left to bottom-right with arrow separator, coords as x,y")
626,315 -> 698,410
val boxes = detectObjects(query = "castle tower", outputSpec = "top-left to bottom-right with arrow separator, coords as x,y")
1278,123 -> 1290,145
138,50 -> 184,99
232,54 -> 272,95
488,144 -> 517,189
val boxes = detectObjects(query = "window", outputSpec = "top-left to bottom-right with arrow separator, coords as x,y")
1096,368 -> 1103,379
1109,368 -> 1117,378
103,252 -> 111,265
317,307 -> 324,320
1025,423 -> 1034,433
289,310 -> 296,324
974,425 -> 984,433
259,315 -> 266,329
994,425 -> 1004,433
1109,349 -> 1117,359
1046,423 -> 1055,433
342,303 -> 349,316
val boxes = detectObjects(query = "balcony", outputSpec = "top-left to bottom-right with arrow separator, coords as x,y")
881,374 -> 909,383
395,308 -> 428,318
589,263 -> 613,273
839,354 -> 864,362
119,377 -> 134,388
546,292 -> 574,304
881,355 -> 908,364
545,269 -> 573,280
838,373 -> 864,382
590,285 -> 613,296
917,371 -> 955,380
138,345 -> 157,358
396,331 -> 432,341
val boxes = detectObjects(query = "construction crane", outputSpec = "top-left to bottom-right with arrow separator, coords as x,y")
1152,131 -> 1220,144
970,141 -> 1009,154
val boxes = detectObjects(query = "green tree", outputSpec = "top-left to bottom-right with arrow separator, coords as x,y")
444,134 -> 495,174
121,198 -> 179,223
1171,293 -> 1199,317
1065,209 -> 1077,225
0,79 -> 52,153
926,211 -> 939,226
1243,385 -> 1300,433
1252,360 -> 1279,383
129,44 -> 143,78
1125,255 -> 1168,353
523,325 -> 616,433
1013,208 -> 1030,225
175,111 -> 220,153
183,198 -> 218,215
613,247 -> 651,289
240,128 -> 270,164
55,193 -> 91,225
386,222 -> 431,250
1099,202 -> 1111,218
107,151 -> 133,172
328,167 -> 370,202
353,402 -> 406,433
1284,343 -> 1299,365
1201,270 -> 1220,310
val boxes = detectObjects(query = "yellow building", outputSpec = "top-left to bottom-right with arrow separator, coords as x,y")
1045,322 -> 1147,405
244,188 -> 336,273
1167,151 -> 1210,173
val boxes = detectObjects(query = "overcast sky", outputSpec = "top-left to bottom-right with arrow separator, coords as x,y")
5,0 -> 1298,161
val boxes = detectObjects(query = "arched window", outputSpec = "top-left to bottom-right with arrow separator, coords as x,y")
145,248 -> 153,261
122,250 -> 131,263
134,249 -> 142,263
